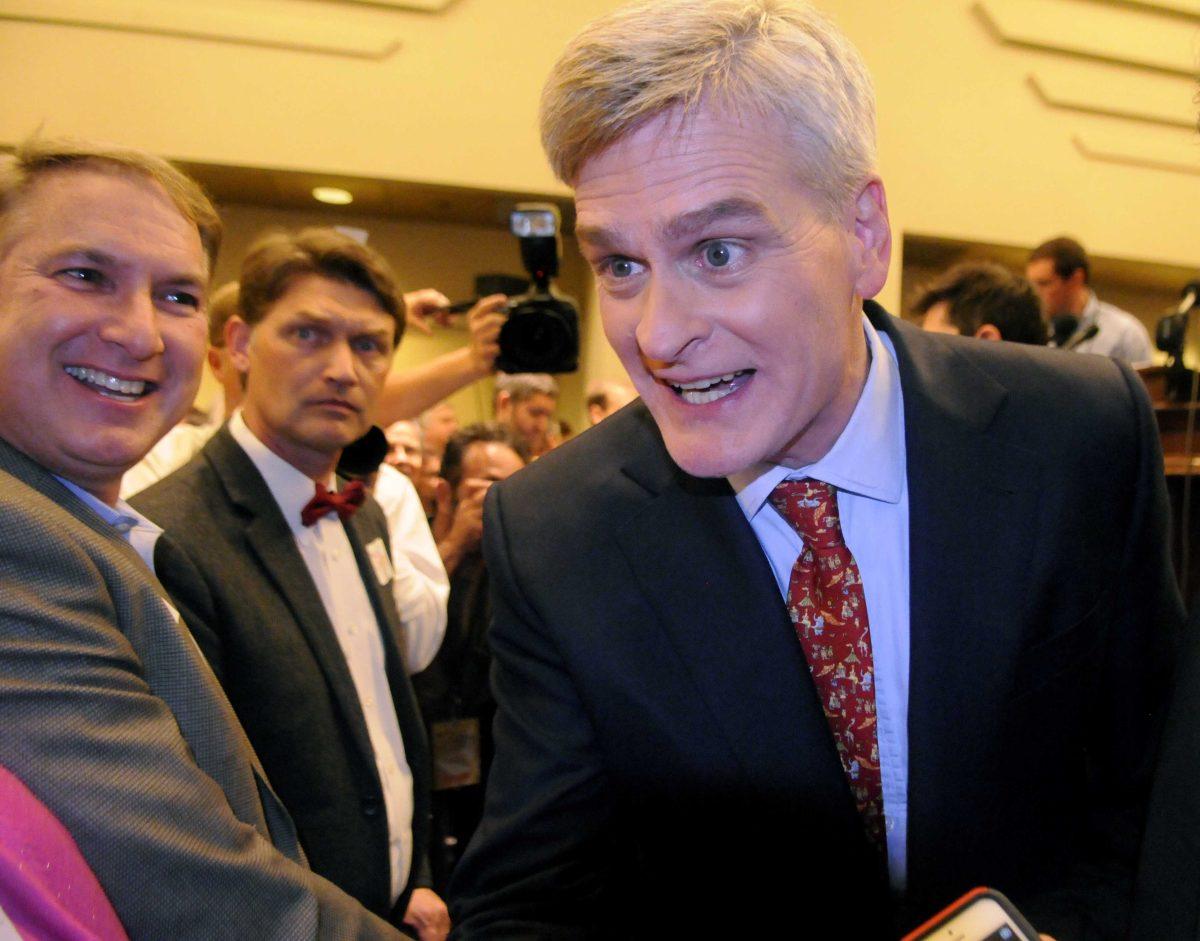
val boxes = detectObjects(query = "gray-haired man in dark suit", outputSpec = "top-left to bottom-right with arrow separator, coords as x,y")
0,138 -> 407,939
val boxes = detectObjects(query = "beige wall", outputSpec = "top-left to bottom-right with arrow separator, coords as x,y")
6,0 -> 1200,382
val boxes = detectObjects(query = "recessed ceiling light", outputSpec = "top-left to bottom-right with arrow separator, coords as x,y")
312,186 -> 353,206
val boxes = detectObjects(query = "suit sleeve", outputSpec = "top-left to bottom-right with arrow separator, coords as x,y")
0,498 -> 404,941
448,484 -> 618,939
1025,364 -> 1183,940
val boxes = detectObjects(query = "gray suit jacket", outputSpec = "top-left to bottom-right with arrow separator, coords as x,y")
133,427 -> 432,924
0,436 -> 402,940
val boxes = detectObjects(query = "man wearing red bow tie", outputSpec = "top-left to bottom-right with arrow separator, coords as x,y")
134,227 -> 448,941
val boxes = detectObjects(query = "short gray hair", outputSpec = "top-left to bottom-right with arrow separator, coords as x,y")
494,372 -> 559,405
539,0 -> 877,217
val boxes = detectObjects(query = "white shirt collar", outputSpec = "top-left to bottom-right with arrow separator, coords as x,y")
728,313 -> 905,517
228,410 -> 332,531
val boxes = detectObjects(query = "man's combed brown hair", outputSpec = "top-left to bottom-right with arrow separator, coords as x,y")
237,227 -> 405,344
0,136 -> 221,270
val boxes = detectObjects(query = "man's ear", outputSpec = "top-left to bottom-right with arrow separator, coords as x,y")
206,346 -> 224,377
850,177 -> 891,300
494,390 -> 511,419
225,316 -> 252,376
974,323 -> 1002,342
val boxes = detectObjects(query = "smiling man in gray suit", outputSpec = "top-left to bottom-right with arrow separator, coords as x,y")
0,138 -> 409,940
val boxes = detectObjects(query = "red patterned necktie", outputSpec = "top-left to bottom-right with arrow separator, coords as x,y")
768,478 -> 884,849
301,480 -> 366,527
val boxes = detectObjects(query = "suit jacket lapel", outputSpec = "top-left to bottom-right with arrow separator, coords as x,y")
0,437 -> 301,857
612,417 -> 857,812
870,305 -> 1045,892
203,429 -> 377,768
345,511 -> 431,795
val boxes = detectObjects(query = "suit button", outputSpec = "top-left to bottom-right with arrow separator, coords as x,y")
361,797 -> 382,818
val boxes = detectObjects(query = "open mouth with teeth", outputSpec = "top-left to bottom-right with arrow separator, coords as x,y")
669,369 -> 754,405
64,366 -> 156,402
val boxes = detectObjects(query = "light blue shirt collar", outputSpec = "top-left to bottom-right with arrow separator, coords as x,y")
54,475 -> 164,572
729,313 -> 905,516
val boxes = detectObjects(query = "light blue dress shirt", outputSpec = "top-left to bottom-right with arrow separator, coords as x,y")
727,314 -> 910,890
55,476 -> 164,573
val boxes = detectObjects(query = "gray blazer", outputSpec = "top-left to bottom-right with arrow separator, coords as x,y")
0,436 -> 402,940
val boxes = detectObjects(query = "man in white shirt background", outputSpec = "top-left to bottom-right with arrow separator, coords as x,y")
134,226 -> 448,940
1026,235 -> 1156,366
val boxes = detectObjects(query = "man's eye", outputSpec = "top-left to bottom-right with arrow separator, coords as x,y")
57,267 -> 107,286
700,241 -> 739,268
295,326 -> 317,341
162,290 -> 201,309
354,337 -> 385,353
604,257 -> 641,279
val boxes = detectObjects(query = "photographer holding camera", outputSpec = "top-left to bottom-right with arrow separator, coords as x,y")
375,291 -> 508,426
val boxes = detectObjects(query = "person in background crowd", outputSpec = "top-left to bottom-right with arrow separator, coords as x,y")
340,426 -> 450,679
915,261 -> 1047,346
492,372 -> 559,459
1026,236 -> 1154,365
419,402 -> 460,461
447,2 -> 1183,937
0,137 -> 410,940
385,419 -> 424,479
134,227 -> 448,940
410,424 -> 527,893
585,379 -> 638,425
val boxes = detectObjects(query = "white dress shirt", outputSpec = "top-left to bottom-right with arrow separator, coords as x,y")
371,464 -> 449,674
229,412 -> 414,903
728,314 -> 910,890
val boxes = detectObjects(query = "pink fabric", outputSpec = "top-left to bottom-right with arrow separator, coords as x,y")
0,766 -> 128,941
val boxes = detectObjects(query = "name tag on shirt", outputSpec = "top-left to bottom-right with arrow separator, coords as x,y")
365,537 -> 394,587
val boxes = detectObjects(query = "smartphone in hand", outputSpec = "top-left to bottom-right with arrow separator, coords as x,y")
901,887 -> 1040,941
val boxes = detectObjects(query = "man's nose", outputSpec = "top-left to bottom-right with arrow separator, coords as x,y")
323,339 -> 359,386
633,276 -> 710,366
98,289 -> 165,360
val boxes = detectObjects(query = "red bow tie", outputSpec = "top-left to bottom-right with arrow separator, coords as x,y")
301,480 -> 366,527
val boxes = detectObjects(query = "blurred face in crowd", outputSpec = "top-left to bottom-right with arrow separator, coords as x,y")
421,402 -> 459,456
454,440 -> 525,507
0,167 -> 208,504
386,420 -> 422,479
587,382 -> 637,425
497,392 -> 557,454
574,105 -> 889,478
1025,258 -> 1082,320
230,273 -> 395,479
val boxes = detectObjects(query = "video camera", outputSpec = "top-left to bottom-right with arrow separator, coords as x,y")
495,203 -> 579,374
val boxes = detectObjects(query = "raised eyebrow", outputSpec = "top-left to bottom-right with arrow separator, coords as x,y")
575,224 -> 624,256
660,198 -> 772,242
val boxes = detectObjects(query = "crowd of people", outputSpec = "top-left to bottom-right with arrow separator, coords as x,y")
0,1 -> 1196,940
